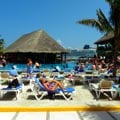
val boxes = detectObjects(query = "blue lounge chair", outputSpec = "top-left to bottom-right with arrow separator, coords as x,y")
31,78 -> 75,100
0,83 -> 24,100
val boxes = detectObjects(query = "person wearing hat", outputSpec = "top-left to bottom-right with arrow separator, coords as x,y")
9,65 -> 18,77
33,62 -> 40,73
8,65 -> 20,88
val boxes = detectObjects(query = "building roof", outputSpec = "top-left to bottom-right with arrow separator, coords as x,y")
94,31 -> 114,44
5,30 -> 67,53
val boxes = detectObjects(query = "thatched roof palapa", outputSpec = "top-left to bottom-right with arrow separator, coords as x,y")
94,31 -> 114,44
5,30 -> 67,53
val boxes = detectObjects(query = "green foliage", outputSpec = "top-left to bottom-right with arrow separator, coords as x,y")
77,0 -> 120,52
96,9 -> 113,31
77,0 -> 120,76
0,36 -> 5,53
77,9 -> 113,33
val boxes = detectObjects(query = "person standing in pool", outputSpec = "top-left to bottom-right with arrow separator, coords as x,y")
26,58 -> 33,78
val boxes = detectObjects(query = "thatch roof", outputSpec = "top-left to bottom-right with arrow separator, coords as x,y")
5,30 -> 67,53
94,31 -> 114,44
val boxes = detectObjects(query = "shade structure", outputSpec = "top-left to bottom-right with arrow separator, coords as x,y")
4,30 -> 67,63
5,30 -> 67,53
94,31 -> 114,44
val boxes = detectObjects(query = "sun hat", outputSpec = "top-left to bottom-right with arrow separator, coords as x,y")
35,62 -> 40,67
12,65 -> 17,69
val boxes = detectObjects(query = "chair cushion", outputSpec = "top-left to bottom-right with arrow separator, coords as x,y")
99,80 -> 112,89
2,83 -> 23,90
56,87 -> 75,93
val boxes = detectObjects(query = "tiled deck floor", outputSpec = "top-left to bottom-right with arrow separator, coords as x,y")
0,111 -> 120,120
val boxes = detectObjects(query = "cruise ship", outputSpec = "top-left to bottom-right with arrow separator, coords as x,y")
66,48 -> 96,61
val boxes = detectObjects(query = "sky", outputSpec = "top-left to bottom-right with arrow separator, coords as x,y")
0,0 -> 110,49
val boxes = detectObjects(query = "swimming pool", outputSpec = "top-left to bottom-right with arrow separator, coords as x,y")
0,61 -> 75,72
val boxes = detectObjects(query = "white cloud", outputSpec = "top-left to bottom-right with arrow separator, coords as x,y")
57,39 -> 62,45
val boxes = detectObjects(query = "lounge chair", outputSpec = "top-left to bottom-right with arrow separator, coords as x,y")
0,83 -> 24,100
89,80 -> 117,100
30,78 -> 75,100
84,70 -> 100,84
0,72 -> 10,83
19,73 -> 36,91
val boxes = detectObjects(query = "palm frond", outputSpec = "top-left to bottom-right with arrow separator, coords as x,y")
77,19 -> 105,33
105,0 -> 112,4
96,9 -> 113,32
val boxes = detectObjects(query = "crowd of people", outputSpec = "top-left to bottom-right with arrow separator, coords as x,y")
7,56 -> 120,90
6,58 -> 41,89
3,55 -> 120,100
74,55 -> 120,76
6,58 -> 66,99
6,55 -> 120,85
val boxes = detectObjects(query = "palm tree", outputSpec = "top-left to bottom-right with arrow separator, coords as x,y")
77,9 -> 113,33
77,8 -> 114,56
103,0 -> 120,77
77,0 -> 120,77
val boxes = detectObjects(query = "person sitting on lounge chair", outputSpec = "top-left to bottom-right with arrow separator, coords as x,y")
36,73 -> 64,91
35,73 -> 64,99
52,66 -> 61,72
8,65 -> 20,88
9,65 -> 18,77
8,77 -> 20,88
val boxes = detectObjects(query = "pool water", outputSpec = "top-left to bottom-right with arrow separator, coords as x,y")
0,61 -> 75,72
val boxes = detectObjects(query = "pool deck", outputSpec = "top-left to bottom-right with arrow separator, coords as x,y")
0,84 -> 120,109
0,83 -> 120,119
0,111 -> 120,120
